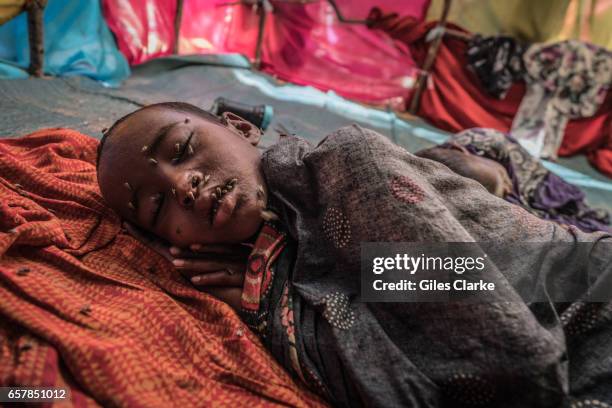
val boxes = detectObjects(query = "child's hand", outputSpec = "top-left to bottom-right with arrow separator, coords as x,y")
170,243 -> 251,288
123,222 -> 249,288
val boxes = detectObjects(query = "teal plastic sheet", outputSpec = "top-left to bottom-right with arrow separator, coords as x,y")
0,0 -> 129,87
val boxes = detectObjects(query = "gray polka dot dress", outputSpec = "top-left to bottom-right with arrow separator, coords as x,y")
257,125 -> 612,407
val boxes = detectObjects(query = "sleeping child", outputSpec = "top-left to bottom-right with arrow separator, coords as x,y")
96,102 -> 612,407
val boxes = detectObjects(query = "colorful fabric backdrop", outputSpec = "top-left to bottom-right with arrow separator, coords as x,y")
0,129 -> 325,407
404,23 -> 612,177
0,0 -> 130,86
102,0 -> 430,108
0,0 -> 25,25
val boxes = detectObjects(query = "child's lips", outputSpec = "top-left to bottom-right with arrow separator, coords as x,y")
194,189 -> 214,222
211,186 -> 237,228
196,178 -> 238,228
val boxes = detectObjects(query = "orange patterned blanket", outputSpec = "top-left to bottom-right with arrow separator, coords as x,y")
0,129 -> 325,407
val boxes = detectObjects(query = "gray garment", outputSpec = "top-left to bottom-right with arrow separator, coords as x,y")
255,125 -> 612,407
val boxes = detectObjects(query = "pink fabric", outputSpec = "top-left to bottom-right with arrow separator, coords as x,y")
102,0 -> 178,64
102,0 -> 428,107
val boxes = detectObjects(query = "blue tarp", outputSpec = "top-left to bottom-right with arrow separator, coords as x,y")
0,0 -> 129,87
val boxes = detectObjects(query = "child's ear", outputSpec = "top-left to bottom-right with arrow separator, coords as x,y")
221,112 -> 262,146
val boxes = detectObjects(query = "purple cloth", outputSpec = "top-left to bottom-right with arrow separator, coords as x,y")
532,173 -> 611,233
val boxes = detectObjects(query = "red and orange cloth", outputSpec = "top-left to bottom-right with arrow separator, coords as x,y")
0,128 -> 326,407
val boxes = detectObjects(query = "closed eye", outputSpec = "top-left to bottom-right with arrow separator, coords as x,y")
171,131 -> 194,165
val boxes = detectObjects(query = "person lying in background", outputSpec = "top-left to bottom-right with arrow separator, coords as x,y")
416,128 -> 611,233
415,140 -> 513,198
96,102 -> 612,407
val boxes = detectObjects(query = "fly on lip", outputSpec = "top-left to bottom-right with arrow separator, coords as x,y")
210,178 -> 238,224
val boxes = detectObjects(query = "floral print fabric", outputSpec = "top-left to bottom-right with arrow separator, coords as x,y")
511,40 -> 612,159
467,35 -> 527,100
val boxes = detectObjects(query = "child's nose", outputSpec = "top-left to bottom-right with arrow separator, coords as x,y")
176,172 -> 205,208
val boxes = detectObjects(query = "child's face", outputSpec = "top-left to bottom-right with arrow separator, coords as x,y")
97,107 -> 266,246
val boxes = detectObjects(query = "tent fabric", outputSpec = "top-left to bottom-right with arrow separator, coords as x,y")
101,0 -> 178,65
0,0 -> 25,25
102,0 -> 429,108
0,0 -> 130,86
0,128 -> 326,407
426,0 -> 612,50
399,22 -> 612,177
